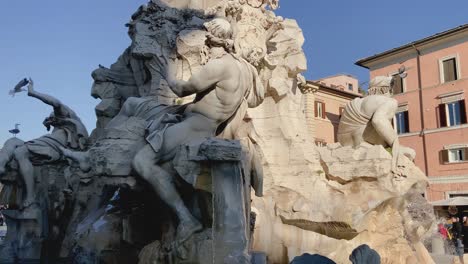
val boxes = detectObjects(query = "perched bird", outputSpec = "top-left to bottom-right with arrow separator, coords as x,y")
9,78 -> 29,97
8,124 -> 20,137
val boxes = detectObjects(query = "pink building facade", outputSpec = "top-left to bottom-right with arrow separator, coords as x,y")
356,24 -> 468,201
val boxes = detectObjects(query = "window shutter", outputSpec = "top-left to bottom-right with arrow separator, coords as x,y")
443,58 -> 457,82
404,111 -> 409,133
393,75 -> 403,94
460,100 -> 467,124
463,147 -> 468,162
322,103 -> 326,119
314,101 -> 318,118
439,104 -> 447,127
333,126 -> 338,141
441,149 -> 449,163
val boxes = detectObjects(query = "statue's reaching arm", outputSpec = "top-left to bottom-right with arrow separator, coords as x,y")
166,58 -> 227,97
27,78 -> 68,116
371,100 -> 398,147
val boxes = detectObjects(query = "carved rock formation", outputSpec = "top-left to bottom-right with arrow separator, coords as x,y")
251,144 -> 435,264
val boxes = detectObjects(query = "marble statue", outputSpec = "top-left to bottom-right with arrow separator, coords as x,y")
0,78 -> 88,207
131,17 -> 264,245
337,76 -> 416,168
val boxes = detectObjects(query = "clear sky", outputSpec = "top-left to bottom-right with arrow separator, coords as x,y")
0,0 -> 467,144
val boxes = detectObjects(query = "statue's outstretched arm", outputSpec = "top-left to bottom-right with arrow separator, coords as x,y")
167,59 -> 226,97
371,100 -> 398,147
27,79 -> 66,114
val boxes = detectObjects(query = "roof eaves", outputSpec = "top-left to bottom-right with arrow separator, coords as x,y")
355,24 -> 468,68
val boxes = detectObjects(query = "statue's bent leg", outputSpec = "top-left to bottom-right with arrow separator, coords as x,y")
13,145 -> 35,207
0,137 -> 25,175
105,97 -> 141,128
59,147 -> 91,172
133,145 -> 202,243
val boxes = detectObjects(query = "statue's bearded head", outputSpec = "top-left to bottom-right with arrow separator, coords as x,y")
204,18 -> 234,54
245,47 -> 265,67
43,112 -> 61,131
367,76 -> 394,96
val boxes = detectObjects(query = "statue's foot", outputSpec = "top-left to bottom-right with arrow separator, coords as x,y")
403,150 -> 416,161
399,146 -> 416,161
176,217 -> 202,245
175,242 -> 189,260
174,219 -> 201,260
60,147 -> 91,172
79,162 -> 91,173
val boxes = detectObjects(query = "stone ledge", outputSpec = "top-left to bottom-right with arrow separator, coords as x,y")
190,138 -> 242,162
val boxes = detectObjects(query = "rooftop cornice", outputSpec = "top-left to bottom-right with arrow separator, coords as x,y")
355,24 -> 468,69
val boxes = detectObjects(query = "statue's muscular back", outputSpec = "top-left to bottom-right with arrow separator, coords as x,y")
187,54 -> 249,124
145,53 -> 254,161
360,95 -> 398,119
360,95 -> 398,146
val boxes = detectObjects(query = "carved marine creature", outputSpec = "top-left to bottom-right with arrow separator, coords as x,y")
279,215 -> 361,240
9,78 -> 29,97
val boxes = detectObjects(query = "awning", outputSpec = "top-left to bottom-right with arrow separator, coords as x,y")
431,197 -> 468,206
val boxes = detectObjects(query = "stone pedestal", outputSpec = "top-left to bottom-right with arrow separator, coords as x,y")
60,138 -> 258,264
0,207 -> 45,264
212,162 -> 250,264
178,138 -> 252,263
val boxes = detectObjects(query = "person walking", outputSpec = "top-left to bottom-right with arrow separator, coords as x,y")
452,217 -> 465,264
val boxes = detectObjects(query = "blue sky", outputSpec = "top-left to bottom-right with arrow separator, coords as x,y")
0,0 -> 467,143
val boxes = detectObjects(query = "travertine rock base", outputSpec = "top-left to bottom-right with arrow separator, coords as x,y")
251,144 -> 435,264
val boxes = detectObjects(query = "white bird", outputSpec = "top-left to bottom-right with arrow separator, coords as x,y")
8,124 -> 20,137
9,78 -> 29,97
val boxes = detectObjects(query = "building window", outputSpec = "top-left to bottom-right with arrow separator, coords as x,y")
439,100 -> 467,127
339,106 -> 345,118
449,148 -> 465,162
348,83 -> 353,91
391,73 -> 404,94
394,111 -> 409,134
314,101 -> 326,119
315,140 -> 327,147
441,57 -> 458,83
450,193 -> 468,198
441,147 -> 468,163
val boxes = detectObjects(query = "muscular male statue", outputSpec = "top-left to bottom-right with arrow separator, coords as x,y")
94,18 -> 264,244
337,76 -> 415,166
0,79 -> 88,207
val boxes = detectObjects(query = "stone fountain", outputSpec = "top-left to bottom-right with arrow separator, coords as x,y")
0,1 -> 435,263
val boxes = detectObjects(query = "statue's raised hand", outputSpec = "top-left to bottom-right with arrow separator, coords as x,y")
27,78 -> 35,95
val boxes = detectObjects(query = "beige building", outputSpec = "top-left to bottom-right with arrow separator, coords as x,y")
302,74 -> 362,145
